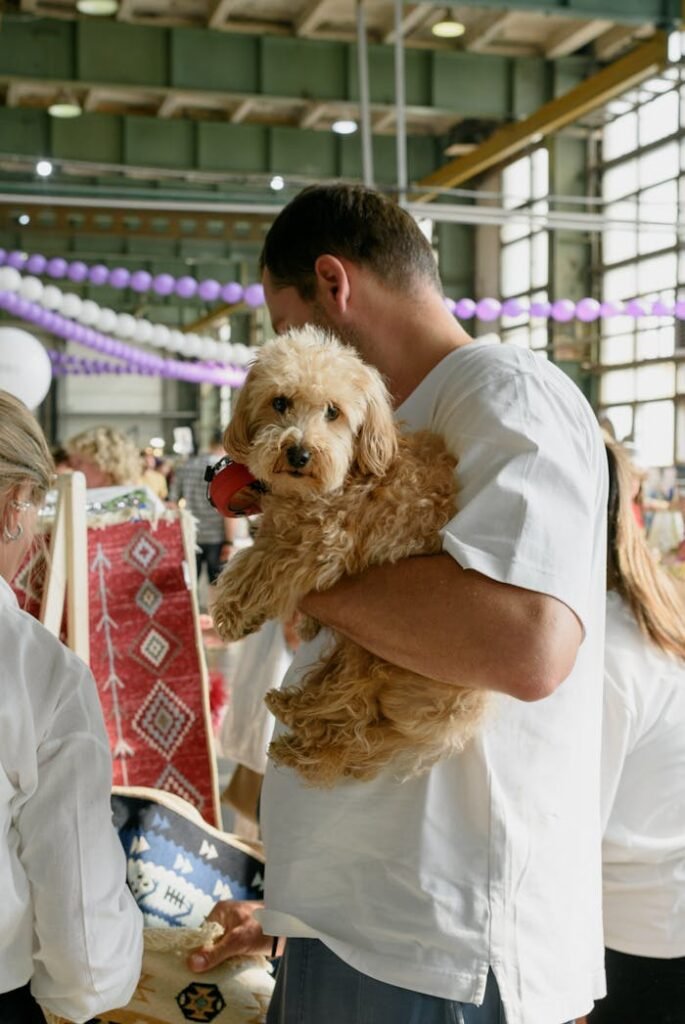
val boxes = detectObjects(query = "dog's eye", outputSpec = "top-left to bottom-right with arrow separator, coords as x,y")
272,395 -> 289,414
325,404 -> 340,422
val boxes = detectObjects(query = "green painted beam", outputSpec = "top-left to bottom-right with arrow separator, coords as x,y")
411,0 -> 678,24
0,14 -> 592,120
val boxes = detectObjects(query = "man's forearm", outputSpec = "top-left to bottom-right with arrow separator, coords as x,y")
300,553 -> 581,702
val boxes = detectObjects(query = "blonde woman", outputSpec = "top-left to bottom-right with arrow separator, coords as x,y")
0,391 -> 143,1023
65,424 -> 142,488
586,438 -> 685,1024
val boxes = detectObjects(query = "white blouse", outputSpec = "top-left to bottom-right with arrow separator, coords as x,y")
0,575 -> 143,1022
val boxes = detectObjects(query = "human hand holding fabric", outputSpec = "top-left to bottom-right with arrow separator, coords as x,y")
187,900 -> 281,972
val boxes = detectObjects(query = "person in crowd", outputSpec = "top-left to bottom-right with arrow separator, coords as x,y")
584,437 -> 685,1024
65,424 -> 142,489
190,184 -> 608,1024
50,444 -> 71,474
170,428 -> 236,586
0,390 -> 143,1023
140,448 -> 169,500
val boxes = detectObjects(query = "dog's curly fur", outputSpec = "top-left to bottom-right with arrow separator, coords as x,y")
212,326 -> 487,785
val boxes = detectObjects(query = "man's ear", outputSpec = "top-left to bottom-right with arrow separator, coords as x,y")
313,255 -> 351,315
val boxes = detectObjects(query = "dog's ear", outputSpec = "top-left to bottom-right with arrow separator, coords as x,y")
356,366 -> 398,477
224,376 -> 254,462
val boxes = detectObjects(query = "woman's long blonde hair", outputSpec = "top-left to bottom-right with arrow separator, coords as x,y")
606,435 -> 685,660
66,425 -> 142,486
0,390 -> 54,503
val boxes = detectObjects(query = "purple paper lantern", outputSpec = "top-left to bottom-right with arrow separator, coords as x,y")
243,282 -> 265,308
220,281 -> 243,304
26,254 -> 47,275
108,267 -> 131,289
551,299 -> 576,323
152,273 -> 175,296
652,299 -> 674,317
176,275 -> 197,299
67,260 -> 89,283
475,297 -> 501,322
443,297 -> 457,315
575,298 -> 601,323
625,299 -> 649,318
501,298 -> 525,318
530,300 -> 551,318
130,270 -> 152,293
89,264 -> 109,285
198,278 -> 221,303
599,301 -> 623,318
674,300 -> 685,320
46,257 -> 68,279
455,298 -> 476,320
7,251 -> 27,270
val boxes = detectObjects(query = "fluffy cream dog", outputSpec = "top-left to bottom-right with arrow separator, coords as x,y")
212,326 -> 487,785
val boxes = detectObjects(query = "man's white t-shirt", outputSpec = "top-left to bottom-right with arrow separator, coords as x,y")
259,338 -> 608,1024
601,591 -> 685,958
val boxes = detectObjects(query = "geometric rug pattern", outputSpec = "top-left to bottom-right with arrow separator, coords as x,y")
88,519 -> 219,825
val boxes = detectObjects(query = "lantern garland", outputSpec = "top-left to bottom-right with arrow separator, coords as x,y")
0,247 -> 682,322
0,291 -> 247,387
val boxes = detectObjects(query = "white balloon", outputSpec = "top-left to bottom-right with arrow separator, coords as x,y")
41,284 -> 63,310
19,276 -> 44,302
78,299 -> 100,325
215,341 -> 233,362
134,320 -> 153,344
116,313 -> 137,339
167,330 -> 185,353
150,324 -> 171,348
0,267 -> 21,293
60,292 -> 83,319
0,327 -> 52,409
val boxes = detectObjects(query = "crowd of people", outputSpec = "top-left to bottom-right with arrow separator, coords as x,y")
0,183 -> 682,1024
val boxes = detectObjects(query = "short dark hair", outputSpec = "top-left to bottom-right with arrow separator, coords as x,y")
260,184 -> 441,299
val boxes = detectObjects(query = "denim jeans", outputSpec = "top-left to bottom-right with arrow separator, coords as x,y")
266,938 -> 576,1024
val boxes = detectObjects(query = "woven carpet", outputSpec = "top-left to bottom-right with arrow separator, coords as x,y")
13,513 -> 220,827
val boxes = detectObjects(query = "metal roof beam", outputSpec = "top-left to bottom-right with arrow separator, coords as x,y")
414,32 -> 669,202
465,12 -> 516,53
383,3 -> 433,44
545,18 -> 613,59
296,0 -> 329,37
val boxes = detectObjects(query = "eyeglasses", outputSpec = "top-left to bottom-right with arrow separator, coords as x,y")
10,500 -> 33,512
204,456 -> 265,518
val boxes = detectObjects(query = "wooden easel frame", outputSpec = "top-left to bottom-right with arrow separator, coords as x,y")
40,470 -> 90,665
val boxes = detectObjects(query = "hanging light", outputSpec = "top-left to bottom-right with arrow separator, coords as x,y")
332,119 -> 358,135
270,175 -> 285,191
48,92 -> 82,118
431,8 -> 466,39
36,160 -> 53,178
76,0 -> 119,13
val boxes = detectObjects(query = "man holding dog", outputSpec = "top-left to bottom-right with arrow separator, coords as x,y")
191,185 -> 607,1024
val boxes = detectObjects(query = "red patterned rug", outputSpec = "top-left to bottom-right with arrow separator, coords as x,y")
13,514 -> 220,827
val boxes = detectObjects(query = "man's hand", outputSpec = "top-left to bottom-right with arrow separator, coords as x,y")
187,900 -> 273,972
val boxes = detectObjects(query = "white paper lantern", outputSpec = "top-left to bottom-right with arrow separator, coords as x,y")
19,276 -> 44,303
41,284 -> 63,310
116,313 -> 137,339
0,327 -> 52,409
167,330 -> 185,353
78,299 -> 100,325
215,341 -> 233,362
231,342 -> 251,366
96,307 -> 118,333
183,333 -> 202,357
150,324 -> 171,348
60,292 -> 83,320
134,320 -> 153,344
0,267 -> 22,293
199,338 -> 219,360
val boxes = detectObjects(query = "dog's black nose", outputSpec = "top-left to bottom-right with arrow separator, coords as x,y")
287,445 -> 311,469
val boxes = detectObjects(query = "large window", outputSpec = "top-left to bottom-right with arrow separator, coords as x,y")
500,149 -> 549,353
597,70 -> 684,466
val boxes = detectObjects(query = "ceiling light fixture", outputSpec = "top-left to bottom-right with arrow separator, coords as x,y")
36,160 -> 53,178
431,14 -> 466,39
76,0 -> 120,14
18,214 -> 30,226
270,175 -> 285,192
331,119 -> 358,135
48,93 -> 82,118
